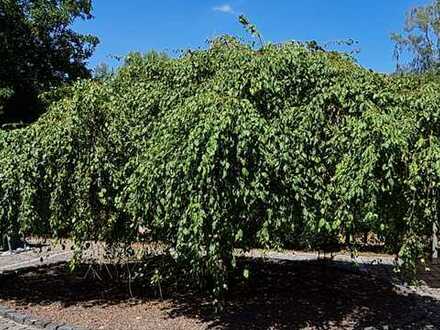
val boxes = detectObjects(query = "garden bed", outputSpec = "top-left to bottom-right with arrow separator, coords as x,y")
1,258 -> 440,329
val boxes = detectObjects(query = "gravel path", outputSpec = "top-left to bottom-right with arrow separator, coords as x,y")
0,244 -> 72,274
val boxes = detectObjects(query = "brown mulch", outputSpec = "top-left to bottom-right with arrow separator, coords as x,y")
1,259 -> 440,330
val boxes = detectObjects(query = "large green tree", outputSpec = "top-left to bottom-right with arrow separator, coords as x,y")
392,0 -> 440,72
0,0 -> 98,125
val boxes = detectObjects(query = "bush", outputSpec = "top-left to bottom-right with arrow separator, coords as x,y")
1,37 -> 439,295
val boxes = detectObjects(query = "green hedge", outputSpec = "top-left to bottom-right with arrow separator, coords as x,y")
1,37 -> 440,295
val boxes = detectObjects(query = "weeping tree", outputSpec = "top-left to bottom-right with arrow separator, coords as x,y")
1,35 -> 440,292
392,1 -> 440,263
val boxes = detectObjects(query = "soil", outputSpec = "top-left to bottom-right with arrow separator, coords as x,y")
1,258 -> 440,330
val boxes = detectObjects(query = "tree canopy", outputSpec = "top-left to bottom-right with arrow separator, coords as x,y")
0,0 -> 98,125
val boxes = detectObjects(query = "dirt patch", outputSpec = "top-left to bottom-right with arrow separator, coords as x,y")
1,259 -> 440,329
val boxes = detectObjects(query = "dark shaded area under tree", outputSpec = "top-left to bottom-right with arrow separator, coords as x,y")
1,259 -> 440,329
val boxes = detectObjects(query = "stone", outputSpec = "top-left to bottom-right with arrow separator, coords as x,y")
23,318 -> 38,326
0,307 -> 15,317
33,319 -> 51,328
9,312 -> 26,324
46,323 -> 65,330
58,326 -> 75,330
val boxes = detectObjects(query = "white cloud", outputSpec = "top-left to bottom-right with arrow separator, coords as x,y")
213,4 -> 235,14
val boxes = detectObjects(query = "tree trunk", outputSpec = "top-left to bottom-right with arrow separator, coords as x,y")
1,227 -> 24,252
432,222 -> 438,265
7,234 -> 24,251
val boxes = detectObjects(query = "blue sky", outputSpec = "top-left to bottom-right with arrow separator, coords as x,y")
74,0 -> 429,73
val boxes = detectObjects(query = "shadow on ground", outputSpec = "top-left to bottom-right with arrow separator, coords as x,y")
0,258 -> 439,329
418,262 -> 440,289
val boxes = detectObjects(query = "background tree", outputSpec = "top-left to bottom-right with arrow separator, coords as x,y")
0,0 -> 98,125
391,0 -> 440,72
93,63 -> 114,81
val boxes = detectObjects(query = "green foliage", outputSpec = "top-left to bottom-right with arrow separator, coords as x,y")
1,37 -> 440,296
0,87 -> 13,116
0,0 -> 99,124
391,0 -> 440,72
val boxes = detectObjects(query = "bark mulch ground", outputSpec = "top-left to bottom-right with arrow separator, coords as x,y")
1,258 -> 440,330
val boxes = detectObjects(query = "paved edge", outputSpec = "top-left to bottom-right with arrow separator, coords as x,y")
0,304 -> 87,330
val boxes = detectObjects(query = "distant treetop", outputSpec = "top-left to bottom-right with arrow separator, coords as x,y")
392,0 -> 440,73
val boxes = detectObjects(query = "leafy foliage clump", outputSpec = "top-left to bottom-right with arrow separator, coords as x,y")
1,37 -> 440,295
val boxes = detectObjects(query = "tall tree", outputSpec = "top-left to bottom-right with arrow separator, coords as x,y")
391,0 -> 440,72
0,0 -> 98,125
